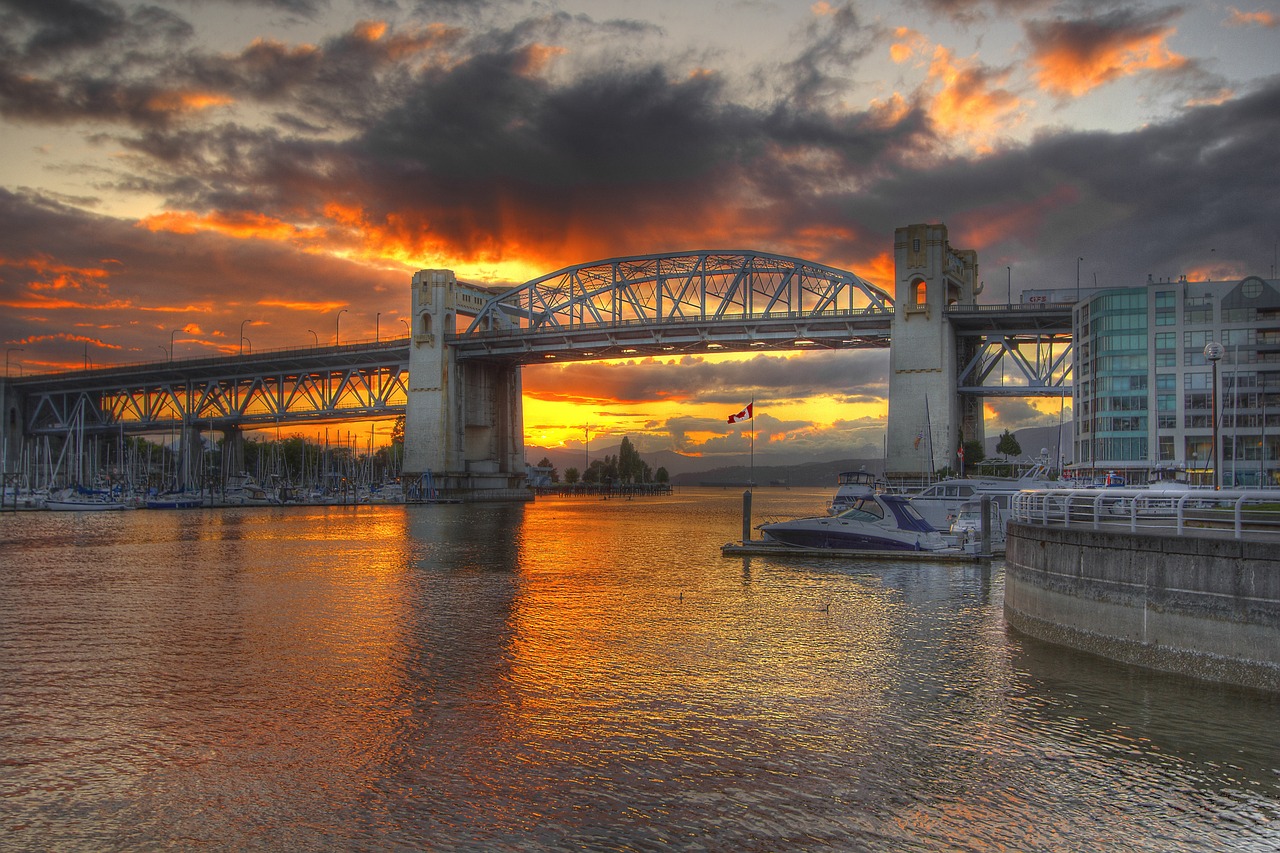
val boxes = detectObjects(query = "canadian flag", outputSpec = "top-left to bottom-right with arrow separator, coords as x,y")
727,403 -> 753,424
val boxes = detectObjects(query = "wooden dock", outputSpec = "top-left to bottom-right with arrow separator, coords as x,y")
721,540 -> 990,562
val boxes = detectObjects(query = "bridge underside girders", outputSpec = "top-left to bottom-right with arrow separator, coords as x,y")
20,345 -> 411,435
954,331 -> 1074,398
451,314 -> 892,363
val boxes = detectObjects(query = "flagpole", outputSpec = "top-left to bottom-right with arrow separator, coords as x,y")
750,397 -> 755,487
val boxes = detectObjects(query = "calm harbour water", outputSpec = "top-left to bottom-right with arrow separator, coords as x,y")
1,487 -> 1278,851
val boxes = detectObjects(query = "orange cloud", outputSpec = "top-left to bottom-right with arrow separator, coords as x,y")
890,27 -> 930,65
137,211 -> 325,242
256,298 -> 348,312
1,253 -> 116,291
9,332 -> 121,350
1226,7 -> 1278,28
887,31 -> 1025,152
143,90 -> 234,114
0,292 -> 133,311
926,45 -> 1025,152
515,43 -> 567,77
1028,15 -> 1188,99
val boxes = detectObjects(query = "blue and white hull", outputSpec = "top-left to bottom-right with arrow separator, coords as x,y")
760,494 -> 948,552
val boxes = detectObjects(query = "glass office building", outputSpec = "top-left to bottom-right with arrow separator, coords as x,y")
1071,275 -> 1280,486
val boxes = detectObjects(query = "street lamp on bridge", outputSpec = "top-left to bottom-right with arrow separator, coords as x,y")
5,348 -> 22,378
375,312 -> 380,343
400,318 -> 410,338
335,308 -> 347,346
240,319 -> 251,356
169,329 -> 180,362
307,329 -> 318,348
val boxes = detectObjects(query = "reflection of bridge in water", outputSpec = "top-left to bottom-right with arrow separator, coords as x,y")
2,224 -> 1074,497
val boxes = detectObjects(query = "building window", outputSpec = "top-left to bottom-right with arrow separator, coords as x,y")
1184,296 -> 1213,324
913,279 -> 927,305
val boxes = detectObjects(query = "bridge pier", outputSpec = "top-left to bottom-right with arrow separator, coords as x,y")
402,270 -> 529,501
220,426 -> 245,486
0,378 -> 22,477
885,223 -> 984,480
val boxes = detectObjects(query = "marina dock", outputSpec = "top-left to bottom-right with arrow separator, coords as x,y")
721,539 -> 990,562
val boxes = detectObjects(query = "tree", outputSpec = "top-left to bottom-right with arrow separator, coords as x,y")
564,466 -> 580,485
996,429 -> 1021,461
962,439 -> 985,467
655,466 -> 669,484
536,456 -> 559,483
618,436 -> 643,483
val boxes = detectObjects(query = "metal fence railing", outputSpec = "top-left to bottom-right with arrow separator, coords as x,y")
1010,488 -> 1280,542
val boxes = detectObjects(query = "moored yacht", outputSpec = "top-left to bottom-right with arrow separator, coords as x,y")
760,491 -> 948,551
907,465 -> 1052,532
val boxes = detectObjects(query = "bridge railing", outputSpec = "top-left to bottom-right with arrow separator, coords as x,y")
455,304 -> 890,340
1010,487 -> 1280,541
13,337 -> 411,384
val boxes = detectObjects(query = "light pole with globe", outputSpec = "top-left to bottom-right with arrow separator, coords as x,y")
1205,341 -> 1224,489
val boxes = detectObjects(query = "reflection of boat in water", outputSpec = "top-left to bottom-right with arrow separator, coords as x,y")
908,465 -> 1052,532
760,491 -> 948,552
827,469 -> 887,515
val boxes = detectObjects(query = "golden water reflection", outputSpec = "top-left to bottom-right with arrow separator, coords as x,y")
1,493 -> 1277,850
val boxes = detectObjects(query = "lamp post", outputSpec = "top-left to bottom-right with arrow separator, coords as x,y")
239,319 -> 250,356
157,345 -> 167,361
1076,256 -> 1083,302
170,329 -> 179,362
1006,265 -> 1011,309
307,329 -> 318,347
375,312 -> 381,343
400,318 -> 410,338
335,308 -> 347,346
1205,341 -> 1224,489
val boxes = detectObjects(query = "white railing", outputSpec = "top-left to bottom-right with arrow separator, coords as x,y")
1010,488 -> 1280,541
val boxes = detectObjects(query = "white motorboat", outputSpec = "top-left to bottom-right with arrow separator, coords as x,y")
760,491 -> 948,551
827,469 -> 887,515
908,465 -> 1052,532
45,488 -> 129,511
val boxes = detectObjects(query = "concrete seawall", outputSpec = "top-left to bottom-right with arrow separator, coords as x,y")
1004,521 -> 1280,693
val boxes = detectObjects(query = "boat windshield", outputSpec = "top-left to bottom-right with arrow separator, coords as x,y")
836,498 -> 884,521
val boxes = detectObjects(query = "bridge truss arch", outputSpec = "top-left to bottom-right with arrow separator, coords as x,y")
454,251 -> 895,362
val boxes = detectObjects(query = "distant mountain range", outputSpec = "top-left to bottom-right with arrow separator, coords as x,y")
526,421 -> 1072,486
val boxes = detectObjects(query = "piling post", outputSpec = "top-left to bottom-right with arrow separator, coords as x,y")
742,489 -> 753,543
980,494 -> 992,556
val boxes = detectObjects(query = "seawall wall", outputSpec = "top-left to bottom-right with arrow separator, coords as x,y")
1004,522 -> 1280,693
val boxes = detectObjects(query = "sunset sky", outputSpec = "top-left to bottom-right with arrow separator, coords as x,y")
1,0 -> 1278,466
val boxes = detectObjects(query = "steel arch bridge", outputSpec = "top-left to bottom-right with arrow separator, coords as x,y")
5,251 -> 1072,440
452,250 -> 896,362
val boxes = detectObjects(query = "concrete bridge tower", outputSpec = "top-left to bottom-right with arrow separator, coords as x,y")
402,269 -> 528,500
885,223 -> 984,478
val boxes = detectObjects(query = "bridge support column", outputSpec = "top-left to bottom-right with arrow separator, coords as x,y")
0,378 -> 23,478
885,223 -> 984,480
403,269 -> 528,501
221,426 -> 245,486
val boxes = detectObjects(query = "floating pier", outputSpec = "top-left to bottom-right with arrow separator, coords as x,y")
721,540 -> 989,562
